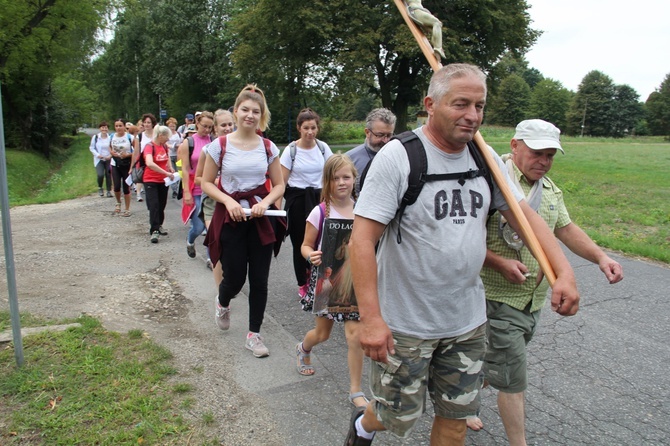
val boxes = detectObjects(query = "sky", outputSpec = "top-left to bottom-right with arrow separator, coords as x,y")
523,0 -> 669,101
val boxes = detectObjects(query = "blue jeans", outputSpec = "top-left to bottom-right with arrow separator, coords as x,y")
187,195 -> 206,244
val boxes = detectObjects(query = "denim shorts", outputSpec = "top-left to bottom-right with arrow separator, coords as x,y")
369,324 -> 486,437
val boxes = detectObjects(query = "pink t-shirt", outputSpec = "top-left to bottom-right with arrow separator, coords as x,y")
189,134 -> 212,196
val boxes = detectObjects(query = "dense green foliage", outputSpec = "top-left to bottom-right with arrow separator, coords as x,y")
3,1 -> 667,151
88,0 -> 540,140
646,73 -> 670,138
0,0 -> 108,156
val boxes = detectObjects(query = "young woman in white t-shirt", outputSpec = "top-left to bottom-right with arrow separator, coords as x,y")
279,108 -> 333,299
201,85 -> 285,358
109,118 -> 134,216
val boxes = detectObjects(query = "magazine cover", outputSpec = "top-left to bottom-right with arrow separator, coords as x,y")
311,218 -> 357,315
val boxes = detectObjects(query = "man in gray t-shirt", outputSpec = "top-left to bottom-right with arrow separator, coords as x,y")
344,63 -> 580,445
345,108 -> 396,194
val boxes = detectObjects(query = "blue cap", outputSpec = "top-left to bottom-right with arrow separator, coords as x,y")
185,113 -> 194,120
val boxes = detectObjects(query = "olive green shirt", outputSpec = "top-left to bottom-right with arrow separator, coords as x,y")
481,160 -> 571,312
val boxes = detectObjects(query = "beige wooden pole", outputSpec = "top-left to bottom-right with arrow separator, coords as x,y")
393,0 -> 557,285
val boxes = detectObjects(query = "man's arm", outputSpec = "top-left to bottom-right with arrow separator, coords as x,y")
555,223 -> 623,284
349,215 -> 395,363
500,200 -> 580,316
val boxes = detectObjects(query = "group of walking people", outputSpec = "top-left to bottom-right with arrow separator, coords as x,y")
90,66 -> 625,445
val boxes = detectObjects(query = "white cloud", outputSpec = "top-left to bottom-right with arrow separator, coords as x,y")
524,0 -> 670,101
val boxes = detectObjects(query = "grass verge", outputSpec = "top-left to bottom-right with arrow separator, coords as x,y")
0,313 -> 216,445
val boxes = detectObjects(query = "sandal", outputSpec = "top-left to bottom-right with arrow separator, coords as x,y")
113,203 -> 121,215
348,392 -> 369,408
296,343 -> 315,376
122,209 -> 131,217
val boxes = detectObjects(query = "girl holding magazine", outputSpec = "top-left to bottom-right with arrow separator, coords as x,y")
295,155 -> 368,409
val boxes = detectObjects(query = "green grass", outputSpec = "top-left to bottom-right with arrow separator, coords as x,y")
482,132 -> 670,263
6,135 -> 97,206
0,312 -> 215,445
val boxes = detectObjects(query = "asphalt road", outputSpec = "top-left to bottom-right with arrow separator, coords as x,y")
70,130 -> 670,444
160,197 -> 669,446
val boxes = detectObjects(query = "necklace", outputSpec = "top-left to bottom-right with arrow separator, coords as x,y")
233,133 -> 259,150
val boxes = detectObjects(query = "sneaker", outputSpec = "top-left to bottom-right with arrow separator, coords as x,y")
298,283 -> 309,299
206,258 -> 213,270
137,196 -> 144,202
245,333 -> 269,358
172,191 -> 178,199
344,406 -> 375,446
106,191 -> 112,197
186,243 -> 196,258
150,231 -> 160,243
158,226 -> 168,236
215,299 -> 230,330
98,188 -> 104,197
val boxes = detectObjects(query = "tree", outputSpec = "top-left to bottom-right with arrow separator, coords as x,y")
0,0 -> 107,155
227,0 -> 541,134
486,74 -> 530,126
527,78 -> 572,130
566,70 -> 616,137
487,51 -> 544,95
610,84 -> 643,137
646,73 -> 670,137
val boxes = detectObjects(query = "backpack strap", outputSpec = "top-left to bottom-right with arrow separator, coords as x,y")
288,141 -> 297,171
394,131 -> 427,243
315,202 -> 326,246
315,139 -> 326,156
262,138 -> 273,163
187,136 -> 194,159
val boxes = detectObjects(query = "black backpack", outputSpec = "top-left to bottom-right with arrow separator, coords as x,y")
359,131 -> 494,243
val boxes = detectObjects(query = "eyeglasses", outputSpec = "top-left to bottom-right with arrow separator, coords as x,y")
369,130 -> 394,139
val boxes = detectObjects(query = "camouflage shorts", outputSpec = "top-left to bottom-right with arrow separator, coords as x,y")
369,324 -> 486,438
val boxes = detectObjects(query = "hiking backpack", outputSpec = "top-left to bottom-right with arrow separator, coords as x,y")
359,131 -> 494,243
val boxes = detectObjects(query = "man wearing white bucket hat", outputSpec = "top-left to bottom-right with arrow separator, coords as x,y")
468,119 -> 624,444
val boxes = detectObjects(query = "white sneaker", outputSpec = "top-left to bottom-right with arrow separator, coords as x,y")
245,333 -> 269,358
215,298 -> 230,331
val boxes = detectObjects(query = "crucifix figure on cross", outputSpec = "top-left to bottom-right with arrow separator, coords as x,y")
405,0 -> 446,60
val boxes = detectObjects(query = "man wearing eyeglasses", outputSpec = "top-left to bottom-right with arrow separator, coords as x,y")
346,108 -> 396,193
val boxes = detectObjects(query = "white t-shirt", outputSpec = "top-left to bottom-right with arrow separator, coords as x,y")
354,127 -> 523,339
279,141 -> 333,188
205,136 -> 279,207
139,132 -> 152,152
110,133 -> 133,167
168,132 -> 182,158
